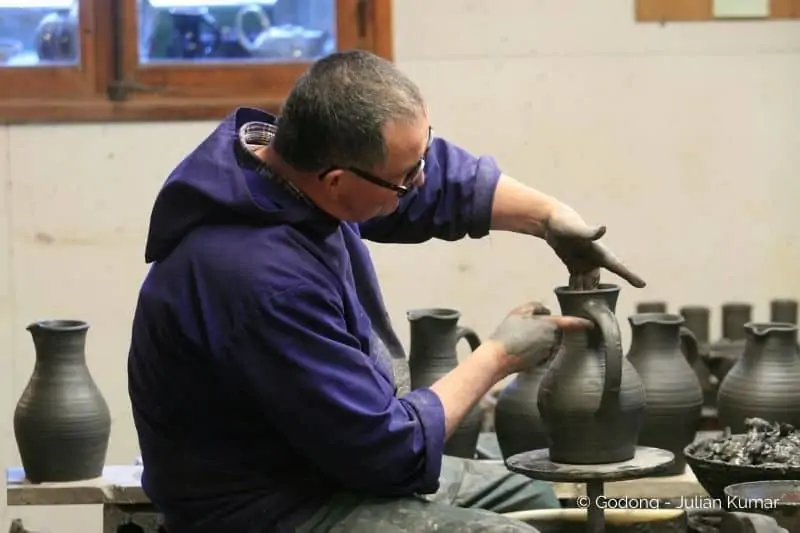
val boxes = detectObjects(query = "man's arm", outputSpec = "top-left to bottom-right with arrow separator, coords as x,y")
359,137 -> 561,244
488,173 -> 559,238
361,136 -> 645,287
358,137 -> 501,243
226,277 -> 510,496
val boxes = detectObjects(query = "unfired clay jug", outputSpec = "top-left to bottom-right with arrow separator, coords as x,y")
680,306 -> 716,407
635,301 -> 667,314
14,320 -> 111,482
494,357 -> 551,460
408,308 -> 483,458
770,299 -> 798,324
538,284 -> 646,464
705,303 -> 752,384
717,322 -> 800,433
626,313 -> 702,475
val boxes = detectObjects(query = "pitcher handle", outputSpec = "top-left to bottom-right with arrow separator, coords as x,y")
582,299 -> 622,404
679,326 -> 699,366
456,326 -> 482,352
235,4 -> 271,50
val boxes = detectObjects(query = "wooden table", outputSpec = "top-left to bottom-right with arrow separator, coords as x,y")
6,466 -> 709,532
8,432 -> 721,532
7,465 -> 155,533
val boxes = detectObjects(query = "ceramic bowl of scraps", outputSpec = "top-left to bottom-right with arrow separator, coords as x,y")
684,417 -> 800,500
725,480 -> 800,532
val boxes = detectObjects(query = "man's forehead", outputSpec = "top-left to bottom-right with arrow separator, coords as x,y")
382,118 -> 429,158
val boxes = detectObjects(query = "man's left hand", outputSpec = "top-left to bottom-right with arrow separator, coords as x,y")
543,203 -> 646,290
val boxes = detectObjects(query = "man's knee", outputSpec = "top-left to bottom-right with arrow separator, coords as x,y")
311,495 -> 541,532
449,458 -> 559,512
387,504 -> 540,532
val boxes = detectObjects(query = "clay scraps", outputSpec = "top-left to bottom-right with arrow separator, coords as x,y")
692,418 -> 800,466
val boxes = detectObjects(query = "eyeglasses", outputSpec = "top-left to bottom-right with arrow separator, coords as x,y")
320,126 -> 433,198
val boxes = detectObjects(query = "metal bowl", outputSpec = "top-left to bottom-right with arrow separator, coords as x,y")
725,480 -> 800,532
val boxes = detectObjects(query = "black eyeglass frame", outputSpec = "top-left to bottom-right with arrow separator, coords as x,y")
318,126 -> 433,198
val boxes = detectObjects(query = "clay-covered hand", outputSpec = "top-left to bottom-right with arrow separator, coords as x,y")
544,203 -> 646,290
490,301 -> 592,371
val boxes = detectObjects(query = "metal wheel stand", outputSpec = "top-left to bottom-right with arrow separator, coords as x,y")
506,446 -> 675,533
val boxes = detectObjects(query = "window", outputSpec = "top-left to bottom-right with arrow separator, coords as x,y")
0,0 -> 393,124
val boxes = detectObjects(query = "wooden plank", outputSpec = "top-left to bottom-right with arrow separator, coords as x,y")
9,434 -> 721,507
599,469 -> 707,498
552,468 -> 706,499
771,0 -> 800,17
635,0 -> 800,21
636,0 -> 713,22
5,463 -> 707,506
6,465 -> 147,506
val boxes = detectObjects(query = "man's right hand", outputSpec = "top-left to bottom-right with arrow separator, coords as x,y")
489,301 -> 593,374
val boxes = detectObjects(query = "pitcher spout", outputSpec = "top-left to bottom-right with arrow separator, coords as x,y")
745,322 -> 796,337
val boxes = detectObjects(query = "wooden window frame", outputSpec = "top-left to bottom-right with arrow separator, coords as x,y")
636,0 -> 800,22
0,0 -> 393,124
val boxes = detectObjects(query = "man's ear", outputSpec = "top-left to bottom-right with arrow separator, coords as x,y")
320,168 -> 345,191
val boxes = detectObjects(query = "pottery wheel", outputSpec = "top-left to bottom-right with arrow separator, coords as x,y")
505,447 -> 675,533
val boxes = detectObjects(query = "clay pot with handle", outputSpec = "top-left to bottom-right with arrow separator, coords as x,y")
407,308 -> 483,458
537,284 -> 646,464
626,312 -> 703,475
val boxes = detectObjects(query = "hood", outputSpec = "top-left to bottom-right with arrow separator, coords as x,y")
143,107 -> 320,263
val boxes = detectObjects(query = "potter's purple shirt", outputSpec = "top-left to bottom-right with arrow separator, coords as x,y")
127,107 -> 501,533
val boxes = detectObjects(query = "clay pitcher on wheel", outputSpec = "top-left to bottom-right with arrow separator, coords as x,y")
537,283 -> 646,464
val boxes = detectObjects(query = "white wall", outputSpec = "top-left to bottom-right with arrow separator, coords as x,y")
1,0 -> 799,530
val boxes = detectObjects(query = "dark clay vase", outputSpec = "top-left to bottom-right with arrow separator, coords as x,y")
635,301 -> 667,314
538,284 -> 646,464
680,306 -> 716,407
717,322 -> 800,433
770,299 -> 798,324
705,303 -> 752,384
626,313 -> 703,475
494,357 -> 551,460
408,308 -> 483,458
14,320 -> 111,482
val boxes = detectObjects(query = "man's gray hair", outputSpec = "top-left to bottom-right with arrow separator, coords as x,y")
272,50 -> 425,173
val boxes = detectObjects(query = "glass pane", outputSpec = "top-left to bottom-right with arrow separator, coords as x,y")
0,0 -> 80,67
139,0 -> 336,65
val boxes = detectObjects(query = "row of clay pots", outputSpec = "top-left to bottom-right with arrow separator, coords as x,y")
633,299 -> 797,409
494,299 -> 800,474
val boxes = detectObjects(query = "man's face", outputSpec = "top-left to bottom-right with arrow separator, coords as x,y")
329,113 -> 432,221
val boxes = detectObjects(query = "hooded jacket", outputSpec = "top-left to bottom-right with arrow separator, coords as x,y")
127,107 -> 501,533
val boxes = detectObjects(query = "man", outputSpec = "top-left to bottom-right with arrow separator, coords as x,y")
128,50 -> 644,533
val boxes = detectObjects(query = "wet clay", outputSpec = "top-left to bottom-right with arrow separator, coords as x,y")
538,284 -> 646,464
691,418 -> 800,466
